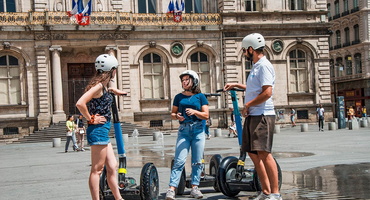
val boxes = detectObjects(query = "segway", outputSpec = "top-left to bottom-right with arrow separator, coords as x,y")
172,93 -> 223,195
216,88 -> 282,197
99,93 -> 159,200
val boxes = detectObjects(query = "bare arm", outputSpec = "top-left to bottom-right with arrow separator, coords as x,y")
224,83 -> 246,91
76,83 -> 106,124
185,105 -> 209,120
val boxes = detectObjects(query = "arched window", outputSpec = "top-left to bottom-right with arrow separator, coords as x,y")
0,0 -> 16,12
353,24 -> 359,44
344,27 -> 350,46
334,0 -> 340,15
289,49 -> 308,93
330,59 -> 335,77
190,52 -> 210,93
336,30 -> 341,47
289,0 -> 304,10
353,0 -> 358,8
354,53 -> 362,74
336,57 -> 344,77
138,0 -> 156,13
185,0 -> 202,13
343,0 -> 349,12
345,55 -> 352,75
0,55 -> 20,104
143,53 -> 163,99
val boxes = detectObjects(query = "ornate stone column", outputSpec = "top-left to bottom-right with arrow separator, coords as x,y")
49,45 -> 66,123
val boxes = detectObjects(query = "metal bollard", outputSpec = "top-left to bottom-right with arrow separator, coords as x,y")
52,138 -> 61,147
214,128 -> 222,137
300,123 -> 308,132
328,122 -> 336,130
122,134 -> 129,143
274,125 -> 280,133
360,119 -> 368,127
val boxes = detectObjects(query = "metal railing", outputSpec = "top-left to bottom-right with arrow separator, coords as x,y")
0,11 -> 221,26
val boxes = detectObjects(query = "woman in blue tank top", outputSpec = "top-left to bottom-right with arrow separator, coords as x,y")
165,70 -> 209,200
76,54 -> 126,200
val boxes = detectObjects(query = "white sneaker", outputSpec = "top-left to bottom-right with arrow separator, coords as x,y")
165,189 -> 175,200
253,192 -> 269,200
268,193 -> 282,200
190,186 -> 203,199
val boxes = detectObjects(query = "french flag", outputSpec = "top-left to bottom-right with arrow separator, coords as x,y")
67,0 -> 92,26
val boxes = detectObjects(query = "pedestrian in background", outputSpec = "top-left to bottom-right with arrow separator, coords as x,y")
205,118 -> 212,140
165,70 -> 209,200
76,54 -> 126,200
362,106 -> 367,118
65,115 -> 78,153
75,114 -> 86,151
224,33 -> 281,200
290,108 -> 296,127
316,104 -> 325,131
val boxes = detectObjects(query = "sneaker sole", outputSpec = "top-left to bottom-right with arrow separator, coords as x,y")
190,195 -> 203,199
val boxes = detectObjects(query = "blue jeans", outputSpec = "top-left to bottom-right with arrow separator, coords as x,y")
169,121 -> 205,187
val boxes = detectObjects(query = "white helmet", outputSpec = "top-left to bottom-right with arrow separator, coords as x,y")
242,33 -> 265,50
95,54 -> 118,72
179,70 -> 199,89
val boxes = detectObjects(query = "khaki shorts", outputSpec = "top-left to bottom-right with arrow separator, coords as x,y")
242,115 -> 276,154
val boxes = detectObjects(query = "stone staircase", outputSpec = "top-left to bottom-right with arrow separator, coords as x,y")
15,121 -> 158,143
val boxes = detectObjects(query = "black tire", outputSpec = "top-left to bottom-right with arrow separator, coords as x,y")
99,166 -> 109,200
253,158 -> 282,191
209,154 -> 222,192
217,156 -> 240,197
171,159 -> 186,195
140,163 -> 159,200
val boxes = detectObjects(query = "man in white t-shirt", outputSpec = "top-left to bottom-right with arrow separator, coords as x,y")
224,33 -> 281,200
316,104 -> 325,131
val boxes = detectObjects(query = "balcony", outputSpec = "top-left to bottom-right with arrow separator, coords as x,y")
0,12 -> 221,26
334,44 -> 342,49
332,14 -> 340,20
351,7 -> 359,13
351,40 -> 360,45
341,10 -> 350,17
343,42 -> 350,47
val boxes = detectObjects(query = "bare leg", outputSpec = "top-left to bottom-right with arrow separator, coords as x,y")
89,145 -> 106,200
257,151 -> 279,194
105,143 -> 123,200
248,152 -> 270,194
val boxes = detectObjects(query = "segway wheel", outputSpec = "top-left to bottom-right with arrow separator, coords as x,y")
140,163 -> 159,200
99,166 -> 109,200
253,158 -> 282,191
209,154 -> 222,192
171,159 -> 186,195
218,156 -> 240,197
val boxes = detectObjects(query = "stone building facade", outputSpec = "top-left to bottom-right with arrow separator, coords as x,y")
0,0 -> 331,139
327,0 -> 370,118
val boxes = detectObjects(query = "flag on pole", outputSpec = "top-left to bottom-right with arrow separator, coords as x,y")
78,0 -> 92,26
173,0 -> 184,22
166,0 -> 174,18
67,0 -> 92,26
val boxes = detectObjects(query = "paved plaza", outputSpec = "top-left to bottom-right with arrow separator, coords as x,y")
1,123 -> 370,200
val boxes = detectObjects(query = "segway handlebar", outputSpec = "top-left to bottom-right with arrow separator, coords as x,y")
216,88 -> 245,93
204,93 -> 221,97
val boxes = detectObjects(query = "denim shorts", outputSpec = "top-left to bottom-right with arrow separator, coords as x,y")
86,121 -> 111,146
